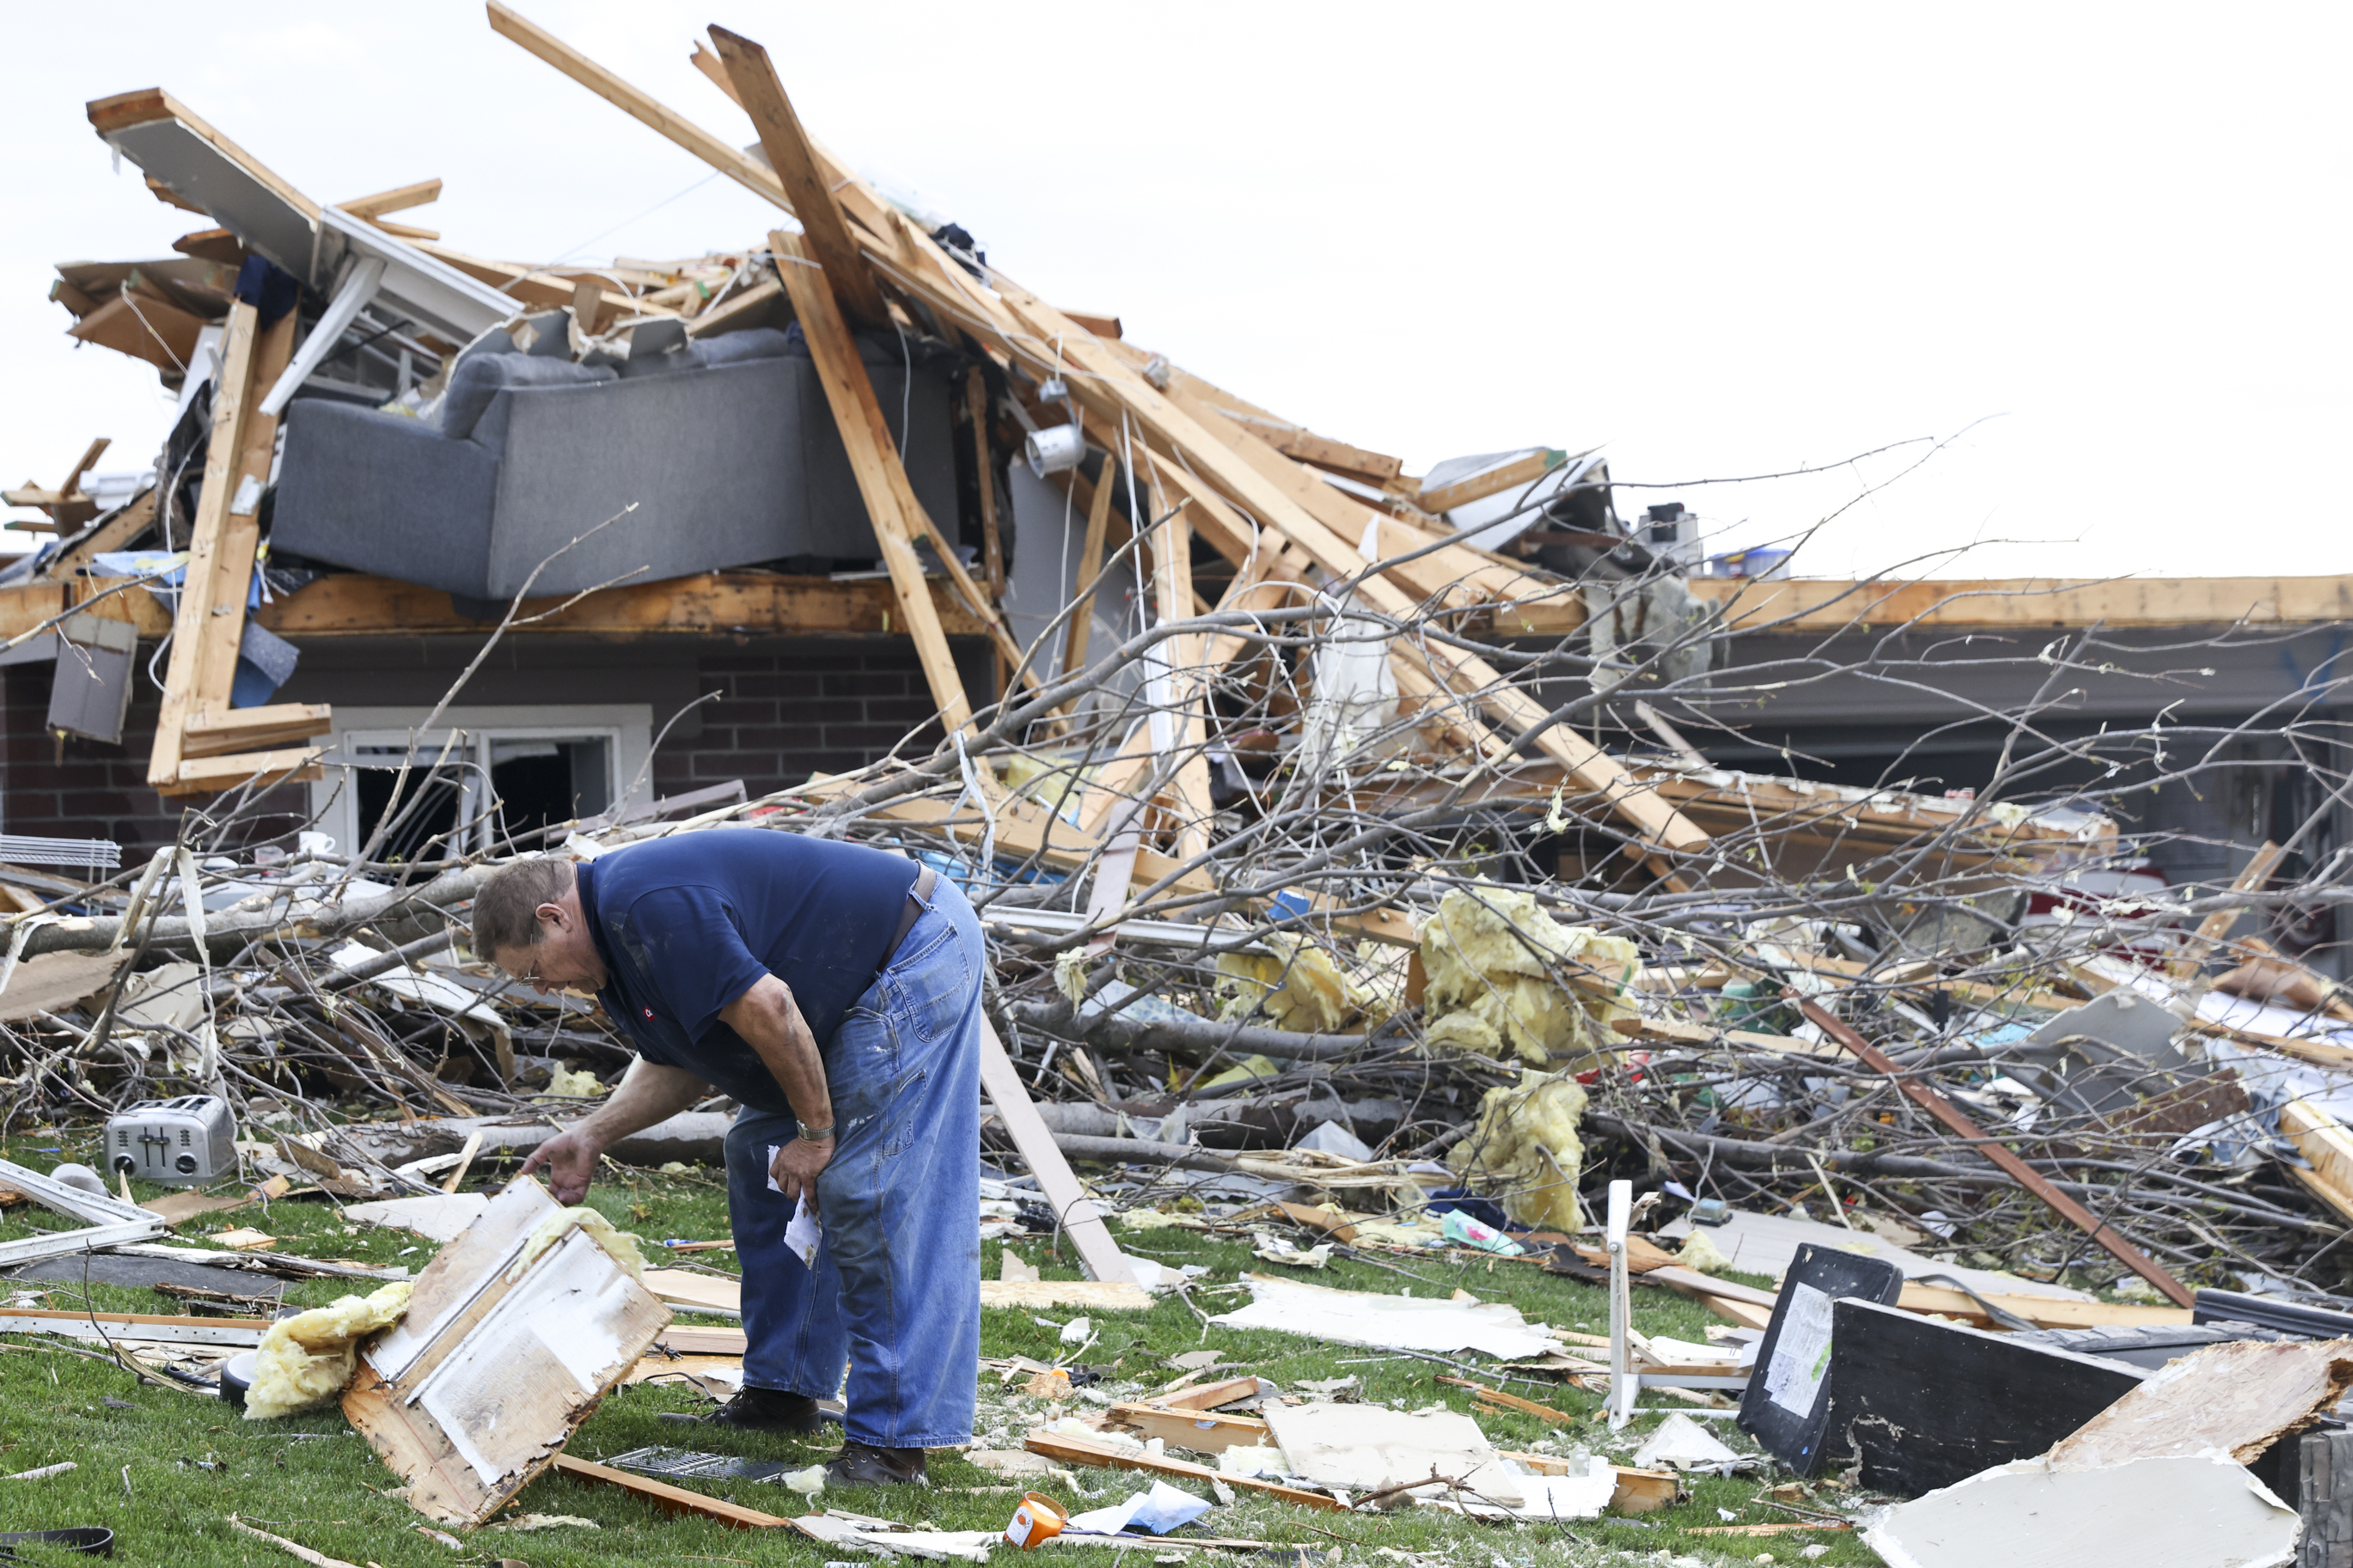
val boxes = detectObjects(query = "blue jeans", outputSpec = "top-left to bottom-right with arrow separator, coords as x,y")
724,874 -> 982,1449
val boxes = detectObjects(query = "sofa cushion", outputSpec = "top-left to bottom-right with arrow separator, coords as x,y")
443,354 -> 617,443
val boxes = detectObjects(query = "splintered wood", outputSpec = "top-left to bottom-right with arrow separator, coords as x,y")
343,1179 -> 669,1526
2044,1337 -> 2353,1470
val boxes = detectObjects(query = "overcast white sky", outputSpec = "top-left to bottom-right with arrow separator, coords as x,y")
3,3 -> 2345,579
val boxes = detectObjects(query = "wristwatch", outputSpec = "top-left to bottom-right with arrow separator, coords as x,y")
797,1118 -> 836,1143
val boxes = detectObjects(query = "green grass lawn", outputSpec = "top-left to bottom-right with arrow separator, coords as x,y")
0,1133 -> 1883,1567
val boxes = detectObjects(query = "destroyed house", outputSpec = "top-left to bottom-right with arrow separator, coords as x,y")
0,4 -> 2344,991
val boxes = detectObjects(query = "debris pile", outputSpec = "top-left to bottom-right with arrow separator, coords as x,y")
2,5 -> 2352,1564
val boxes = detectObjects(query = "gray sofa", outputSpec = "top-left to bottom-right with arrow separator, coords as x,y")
270,326 -> 958,604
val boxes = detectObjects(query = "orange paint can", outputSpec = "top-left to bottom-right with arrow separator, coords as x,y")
1005,1491 -> 1068,1548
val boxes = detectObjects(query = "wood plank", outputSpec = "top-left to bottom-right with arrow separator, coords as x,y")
487,5 -> 809,221
168,747 -> 325,795
683,274 -> 779,338
52,487 -> 158,576
168,302 -> 303,794
978,1020 -> 1132,1285
547,1454 -> 796,1529
1679,574 -> 2353,633
2281,1100 -> 2353,1226
147,299 -> 260,790
709,27 -> 889,329
1419,449 -> 1563,516
655,1325 -> 749,1356
981,1279 -> 1154,1310
969,368 -> 1004,601
180,702 -> 333,759
771,229 -> 975,731
1892,1283 -> 2191,1332
1059,449 -> 1121,686
254,570 -> 989,640
1024,1428 -> 1347,1510
337,178 -> 441,220
1108,1402 -> 1268,1455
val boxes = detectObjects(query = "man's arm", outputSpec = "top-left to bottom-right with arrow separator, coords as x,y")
519,1057 -> 706,1204
718,975 -> 834,1205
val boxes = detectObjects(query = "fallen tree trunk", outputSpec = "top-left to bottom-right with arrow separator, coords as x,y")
337,1108 -> 732,1169
14,865 -> 496,959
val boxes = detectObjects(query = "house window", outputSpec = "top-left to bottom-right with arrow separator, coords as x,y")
309,705 -> 653,863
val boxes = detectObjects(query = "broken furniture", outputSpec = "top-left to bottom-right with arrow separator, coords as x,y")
272,325 -> 959,603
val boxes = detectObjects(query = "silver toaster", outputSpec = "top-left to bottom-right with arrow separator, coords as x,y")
105,1095 -> 236,1184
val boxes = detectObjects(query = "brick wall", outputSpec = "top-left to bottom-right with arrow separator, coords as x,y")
1,662 -> 183,857
649,639 -> 975,799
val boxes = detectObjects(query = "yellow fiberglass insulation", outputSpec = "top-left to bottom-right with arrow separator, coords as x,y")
510,1205 -> 649,1284
1419,885 -> 1641,1065
1215,934 -> 1364,1034
1456,1069 -> 1589,1234
242,1280 -> 413,1420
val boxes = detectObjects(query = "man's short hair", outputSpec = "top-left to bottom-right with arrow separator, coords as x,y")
471,857 -> 578,957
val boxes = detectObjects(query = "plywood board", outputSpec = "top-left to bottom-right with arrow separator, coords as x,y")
345,1179 -> 670,1527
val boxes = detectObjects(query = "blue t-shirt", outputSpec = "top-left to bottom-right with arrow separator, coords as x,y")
576,830 -> 920,1113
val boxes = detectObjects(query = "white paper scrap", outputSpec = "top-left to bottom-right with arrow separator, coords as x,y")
1066,1480 -> 1212,1536
766,1145 -> 824,1266
1764,1282 -> 1837,1416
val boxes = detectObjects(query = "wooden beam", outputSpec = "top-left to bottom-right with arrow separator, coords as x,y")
978,1021 -> 1132,1284
337,178 -> 441,219
547,1455 -> 796,1530
683,273 -> 779,338
969,369 -> 1004,601
2281,1100 -> 2353,1227
412,241 -> 645,321
487,5 -> 804,218
171,747 -> 324,793
147,301 -> 321,797
1419,448 -> 1565,516
147,299 -> 259,791
708,27 -> 889,329
1059,452 -> 1120,685
770,229 -> 975,730
1678,575 -> 2353,634
2173,839 -> 2285,979
1025,1428 -> 1346,1510
52,487 -> 158,576
1062,309 -> 1122,339
251,570 -> 990,641
802,776 -> 1216,899
180,702 -> 333,760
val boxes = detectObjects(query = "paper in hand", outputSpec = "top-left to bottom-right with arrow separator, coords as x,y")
767,1144 -> 825,1266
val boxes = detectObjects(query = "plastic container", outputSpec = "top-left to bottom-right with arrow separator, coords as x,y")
1005,1491 -> 1068,1548
218,1349 -> 258,1409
